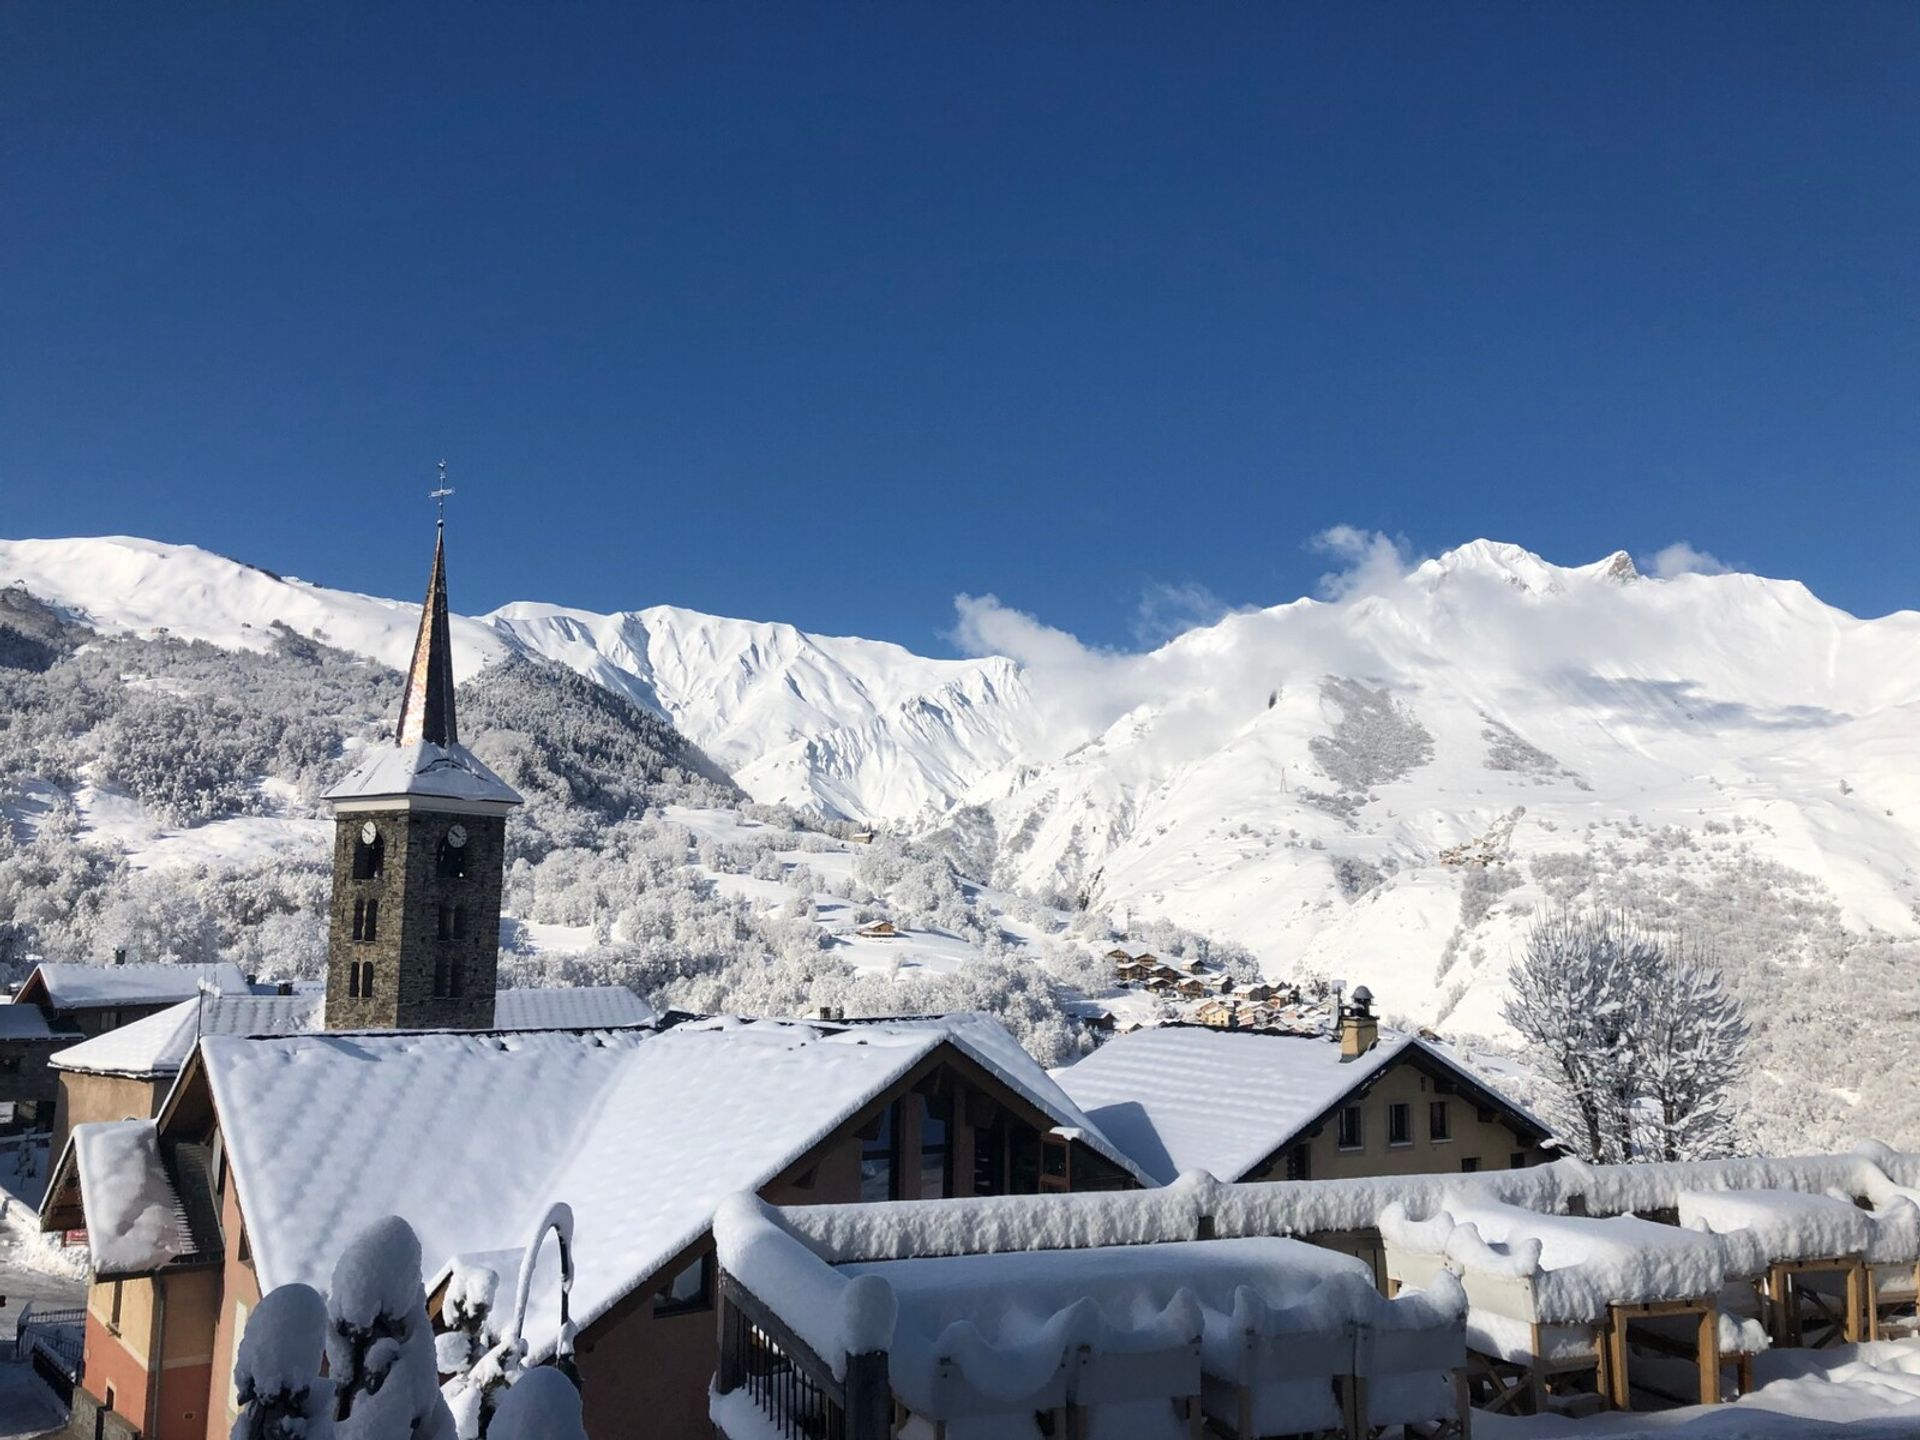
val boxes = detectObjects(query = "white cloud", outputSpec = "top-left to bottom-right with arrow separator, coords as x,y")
1645,541 -> 1729,579
1309,525 -> 1417,600
950,593 -> 1106,669
1132,580 -> 1238,647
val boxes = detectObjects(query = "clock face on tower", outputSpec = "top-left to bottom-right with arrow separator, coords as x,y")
447,823 -> 469,849
360,821 -> 378,845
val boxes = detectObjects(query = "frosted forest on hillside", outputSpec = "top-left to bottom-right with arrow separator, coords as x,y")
0,596 -> 1252,1066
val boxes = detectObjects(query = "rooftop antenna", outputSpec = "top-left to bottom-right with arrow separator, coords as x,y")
430,459 -> 455,528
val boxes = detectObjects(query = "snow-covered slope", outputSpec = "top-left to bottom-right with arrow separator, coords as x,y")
971,542 -> 1920,1032
0,537 -> 1043,823
7,534 -> 1918,1056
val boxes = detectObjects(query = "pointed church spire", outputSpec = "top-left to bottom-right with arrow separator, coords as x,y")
395,492 -> 459,748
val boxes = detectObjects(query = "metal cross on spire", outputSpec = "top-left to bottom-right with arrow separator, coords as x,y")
430,459 -> 455,527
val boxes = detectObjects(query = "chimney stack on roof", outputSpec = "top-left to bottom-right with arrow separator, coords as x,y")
1338,984 -> 1378,1060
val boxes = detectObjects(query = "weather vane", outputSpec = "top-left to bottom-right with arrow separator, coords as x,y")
430,459 -> 455,526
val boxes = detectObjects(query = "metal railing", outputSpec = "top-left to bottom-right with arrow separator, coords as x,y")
717,1273 -> 845,1440
17,1302 -> 84,1403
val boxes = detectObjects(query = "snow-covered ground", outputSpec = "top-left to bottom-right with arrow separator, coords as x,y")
1480,1340 -> 1920,1437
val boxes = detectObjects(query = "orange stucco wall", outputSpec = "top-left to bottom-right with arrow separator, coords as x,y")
200,1159 -> 262,1440
82,1309 -> 151,1430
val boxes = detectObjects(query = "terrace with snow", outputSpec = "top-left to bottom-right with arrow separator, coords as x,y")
709,1146 -> 1920,1440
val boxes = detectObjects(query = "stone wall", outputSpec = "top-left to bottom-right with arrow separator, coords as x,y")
324,807 -> 504,1031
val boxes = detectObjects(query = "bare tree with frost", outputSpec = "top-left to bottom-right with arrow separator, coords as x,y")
1636,938 -> 1750,1161
1505,911 -> 1748,1163
1502,912 -> 1656,1163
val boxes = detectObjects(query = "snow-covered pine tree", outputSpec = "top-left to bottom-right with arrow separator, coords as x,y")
1636,938 -> 1751,1161
327,1215 -> 457,1440
232,1283 -> 333,1440
440,1261 -> 526,1439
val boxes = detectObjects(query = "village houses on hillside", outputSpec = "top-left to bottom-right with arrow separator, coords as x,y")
35,521 -> 1146,1440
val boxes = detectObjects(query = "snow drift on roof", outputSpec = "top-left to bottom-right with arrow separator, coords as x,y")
25,961 -> 249,1010
72,1120 -> 195,1274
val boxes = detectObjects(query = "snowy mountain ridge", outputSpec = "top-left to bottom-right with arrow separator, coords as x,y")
6,533 -> 1919,1077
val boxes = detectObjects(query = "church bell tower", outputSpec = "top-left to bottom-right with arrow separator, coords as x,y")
321,492 -> 521,1030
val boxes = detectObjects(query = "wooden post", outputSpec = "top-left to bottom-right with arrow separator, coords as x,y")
1695,1306 -> 1720,1406
844,1349 -> 892,1440
1606,1309 -> 1630,1411
1847,1260 -> 1869,1345
1454,1368 -> 1474,1439
1344,1373 -> 1368,1440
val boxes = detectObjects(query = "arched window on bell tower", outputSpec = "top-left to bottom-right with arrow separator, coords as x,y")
438,831 -> 468,878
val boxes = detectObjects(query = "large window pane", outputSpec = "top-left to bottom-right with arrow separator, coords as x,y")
860,1102 -> 897,1202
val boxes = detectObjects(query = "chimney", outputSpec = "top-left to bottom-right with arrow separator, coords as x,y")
1339,985 -> 1378,1060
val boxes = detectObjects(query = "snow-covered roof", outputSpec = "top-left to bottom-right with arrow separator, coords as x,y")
20,961 -> 250,1011
0,1004 -> 74,1040
198,1014 -> 1143,1353
323,739 -> 522,808
51,985 -> 654,1078
70,1120 -> 197,1275
1052,1026 -> 1547,1185
493,985 -> 654,1031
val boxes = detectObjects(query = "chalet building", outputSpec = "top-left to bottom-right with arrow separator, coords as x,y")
42,518 -> 1147,1440
1054,990 -> 1553,1190
3,963 -> 244,1130
43,1016 -> 1145,1440
853,919 -> 898,939
12,962 -> 248,1039
46,985 -> 652,1159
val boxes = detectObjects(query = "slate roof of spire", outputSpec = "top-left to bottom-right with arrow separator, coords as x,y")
324,524 -> 522,808
398,523 -> 459,747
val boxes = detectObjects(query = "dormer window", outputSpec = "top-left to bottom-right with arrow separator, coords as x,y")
353,822 -> 384,880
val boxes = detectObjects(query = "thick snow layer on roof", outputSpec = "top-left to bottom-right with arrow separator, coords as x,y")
1051,1025 -> 1538,1185
204,1014 -> 1116,1358
72,1120 -> 195,1274
52,986 -> 652,1078
323,739 -> 522,807
27,961 -> 249,1009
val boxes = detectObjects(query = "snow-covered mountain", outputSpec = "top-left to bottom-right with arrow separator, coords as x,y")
6,534 -> 1918,1060
0,537 -> 1045,824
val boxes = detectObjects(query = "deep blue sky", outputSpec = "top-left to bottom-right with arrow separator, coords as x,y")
4,4 -> 1916,651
